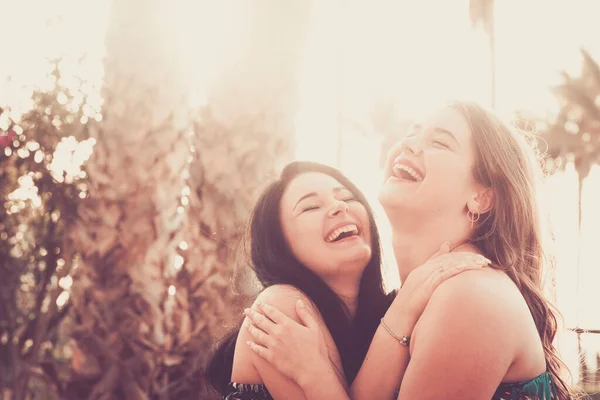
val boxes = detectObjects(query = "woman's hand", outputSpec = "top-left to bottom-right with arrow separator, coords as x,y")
346,244 -> 491,400
243,243 -> 491,389
244,299 -> 334,388
385,243 -> 491,329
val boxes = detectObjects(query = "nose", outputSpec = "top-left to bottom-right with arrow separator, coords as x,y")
402,136 -> 423,156
328,200 -> 349,217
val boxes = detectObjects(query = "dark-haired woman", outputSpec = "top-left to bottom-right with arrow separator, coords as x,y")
206,161 -> 488,399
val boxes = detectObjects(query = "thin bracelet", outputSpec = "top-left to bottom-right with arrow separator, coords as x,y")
380,318 -> 410,347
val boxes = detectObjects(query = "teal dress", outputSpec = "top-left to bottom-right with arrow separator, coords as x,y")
493,371 -> 557,399
225,372 -> 557,399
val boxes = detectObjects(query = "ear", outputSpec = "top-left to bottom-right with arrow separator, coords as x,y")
467,187 -> 494,214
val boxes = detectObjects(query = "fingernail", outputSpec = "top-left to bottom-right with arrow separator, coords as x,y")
246,341 -> 253,348
297,299 -> 305,308
256,300 -> 263,307
244,308 -> 250,315
455,265 -> 465,271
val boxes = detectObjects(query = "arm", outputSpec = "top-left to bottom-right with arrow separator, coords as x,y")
348,306 -> 415,400
245,249 -> 491,400
244,299 -> 350,400
350,253 -> 489,400
396,271 -> 517,399
232,285 -> 311,400
348,250 -> 490,400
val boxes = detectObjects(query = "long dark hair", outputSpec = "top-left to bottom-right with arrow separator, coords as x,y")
205,161 -> 391,395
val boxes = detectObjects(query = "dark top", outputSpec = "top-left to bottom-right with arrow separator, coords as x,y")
225,371 -> 557,399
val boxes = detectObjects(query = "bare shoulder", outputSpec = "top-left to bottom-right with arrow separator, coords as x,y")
412,267 -> 523,354
253,284 -> 319,322
231,284 -> 318,386
431,266 -> 523,314
255,284 -> 311,306
399,268 -> 529,397
232,284 -> 335,397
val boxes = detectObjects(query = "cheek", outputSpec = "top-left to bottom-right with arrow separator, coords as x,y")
292,216 -> 321,238
427,153 -> 473,189
420,155 -> 476,211
352,205 -> 372,239
284,217 -> 324,263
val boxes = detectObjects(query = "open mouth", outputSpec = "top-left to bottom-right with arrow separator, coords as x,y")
392,163 -> 424,182
326,224 -> 360,243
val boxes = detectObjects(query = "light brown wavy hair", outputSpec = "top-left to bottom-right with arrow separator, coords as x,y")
450,101 -> 574,399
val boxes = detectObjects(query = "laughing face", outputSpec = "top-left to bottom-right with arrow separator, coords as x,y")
280,172 -> 372,281
379,106 -> 481,220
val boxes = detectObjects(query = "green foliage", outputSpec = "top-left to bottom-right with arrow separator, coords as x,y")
537,48 -> 600,393
0,60 -> 93,398
543,49 -> 600,181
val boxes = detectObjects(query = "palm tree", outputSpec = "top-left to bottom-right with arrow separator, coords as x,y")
469,0 -> 496,107
541,48 -> 600,391
66,0 -> 312,398
544,49 -> 600,251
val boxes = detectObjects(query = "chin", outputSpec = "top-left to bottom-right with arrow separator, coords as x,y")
343,246 -> 372,265
378,188 -> 412,212
378,185 -> 395,207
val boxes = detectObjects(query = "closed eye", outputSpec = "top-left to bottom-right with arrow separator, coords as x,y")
342,197 -> 357,202
433,140 -> 449,148
302,206 -> 319,212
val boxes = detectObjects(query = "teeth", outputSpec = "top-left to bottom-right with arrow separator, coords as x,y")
326,224 -> 359,243
393,164 -> 423,182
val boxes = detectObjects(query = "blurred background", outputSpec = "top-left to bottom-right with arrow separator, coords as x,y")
1,0 -> 599,398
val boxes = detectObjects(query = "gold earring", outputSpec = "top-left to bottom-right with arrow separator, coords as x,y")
467,209 -> 480,228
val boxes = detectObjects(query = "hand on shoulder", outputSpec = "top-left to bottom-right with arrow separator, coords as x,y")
252,284 -> 320,324
399,268 -> 521,399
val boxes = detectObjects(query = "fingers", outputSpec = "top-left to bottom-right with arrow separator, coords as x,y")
257,301 -> 290,325
244,318 -> 275,348
295,300 -> 319,330
244,306 -> 277,334
427,262 -> 486,288
419,253 -> 488,277
434,251 -> 491,267
246,340 -> 273,363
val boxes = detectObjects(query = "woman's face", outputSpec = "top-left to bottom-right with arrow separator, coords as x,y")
280,172 -> 372,281
379,106 -> 481,221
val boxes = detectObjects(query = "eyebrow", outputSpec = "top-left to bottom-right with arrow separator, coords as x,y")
293,186 -> 350,211
410,124 -> 460,147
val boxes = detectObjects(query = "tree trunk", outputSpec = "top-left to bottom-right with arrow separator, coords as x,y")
67,0 -> 192,398
576,172 -> 588,389
469,0 -> 496,108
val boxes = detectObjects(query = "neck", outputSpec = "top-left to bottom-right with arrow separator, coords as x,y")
323,274 -> 361,318
388,210 -> 476,282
